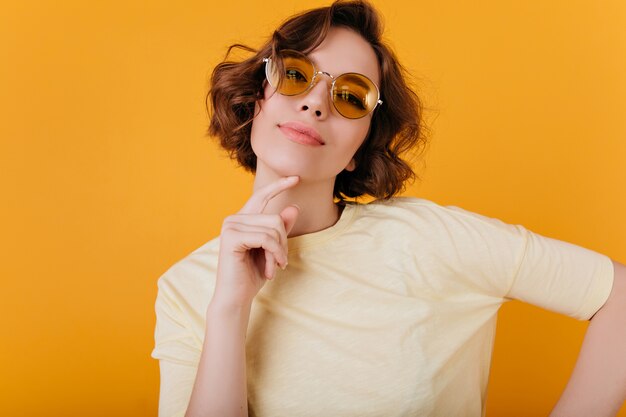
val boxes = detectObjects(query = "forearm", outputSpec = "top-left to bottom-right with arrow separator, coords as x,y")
185,299 -> 252,417
550,262 -> 626,416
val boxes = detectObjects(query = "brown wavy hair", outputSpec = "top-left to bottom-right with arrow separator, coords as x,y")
206,0 -> 429,202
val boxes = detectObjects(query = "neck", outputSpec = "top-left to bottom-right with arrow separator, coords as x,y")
252,162 -> 344,238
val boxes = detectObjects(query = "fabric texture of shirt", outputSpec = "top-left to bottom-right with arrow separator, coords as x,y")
151,197 -> 614,417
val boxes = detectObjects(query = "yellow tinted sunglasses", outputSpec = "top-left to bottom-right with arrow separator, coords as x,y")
263,49 -> 383,119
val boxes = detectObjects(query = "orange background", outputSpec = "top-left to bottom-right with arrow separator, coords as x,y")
1,0 -> 624,415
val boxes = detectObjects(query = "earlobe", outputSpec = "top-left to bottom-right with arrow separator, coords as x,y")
345,158 -> 356,172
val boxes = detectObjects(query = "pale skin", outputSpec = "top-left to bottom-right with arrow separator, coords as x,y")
185,27 -> 378,417
184,176 -> 301,417
183,27 -> 626,417
549,259 -> 626,416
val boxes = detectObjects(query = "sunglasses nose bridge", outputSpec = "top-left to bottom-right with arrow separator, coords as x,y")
310,72 -> 338,110
317,71 -> 334,80
310,70 -> 335,89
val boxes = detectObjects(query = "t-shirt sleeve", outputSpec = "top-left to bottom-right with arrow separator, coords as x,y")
504,225 -> 615,320
442,204 -> 614,320
151,274 -> 202,417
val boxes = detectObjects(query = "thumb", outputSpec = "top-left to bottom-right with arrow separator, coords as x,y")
279,204 -> 300,236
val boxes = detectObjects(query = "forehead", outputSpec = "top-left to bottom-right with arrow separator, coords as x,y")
306,27 -> 380,85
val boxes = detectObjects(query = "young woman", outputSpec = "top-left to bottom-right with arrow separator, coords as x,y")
151,1 -> 626,416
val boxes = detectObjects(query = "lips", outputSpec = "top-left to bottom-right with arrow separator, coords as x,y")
278,121 -> 325,146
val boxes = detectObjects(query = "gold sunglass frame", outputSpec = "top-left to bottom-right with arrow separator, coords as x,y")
262,49 -> 383,119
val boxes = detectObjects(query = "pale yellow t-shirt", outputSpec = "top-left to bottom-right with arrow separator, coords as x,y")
151,197 -> 614,417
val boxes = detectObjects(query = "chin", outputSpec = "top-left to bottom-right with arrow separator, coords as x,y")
257,156 -> 335,182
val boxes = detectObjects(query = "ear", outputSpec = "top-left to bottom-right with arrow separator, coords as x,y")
345,158 -> 356,172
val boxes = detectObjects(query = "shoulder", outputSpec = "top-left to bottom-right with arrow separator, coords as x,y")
361,196 -> 512,228
354,196 -> 526,247
152,238 -> 221,360
155,236 -> 221,307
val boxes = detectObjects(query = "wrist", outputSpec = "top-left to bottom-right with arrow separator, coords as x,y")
207,295 -> 253,318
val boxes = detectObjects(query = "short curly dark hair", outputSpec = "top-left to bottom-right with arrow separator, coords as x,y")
206,0 -> 429,202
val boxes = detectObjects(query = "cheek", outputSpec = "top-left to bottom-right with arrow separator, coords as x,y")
250,102 -> 266,153
250,95 -> 281,154
342,119 -> 372,152
251,94 -> 273,130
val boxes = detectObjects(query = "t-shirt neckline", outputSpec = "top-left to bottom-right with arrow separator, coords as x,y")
287,202 -> 359,251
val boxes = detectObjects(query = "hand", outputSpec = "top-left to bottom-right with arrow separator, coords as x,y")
212,176 -> 300,307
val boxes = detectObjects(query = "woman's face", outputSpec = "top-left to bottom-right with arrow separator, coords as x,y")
250,26 -> 380,182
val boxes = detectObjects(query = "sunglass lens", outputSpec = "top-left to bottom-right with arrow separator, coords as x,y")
265,51 -> 314,96
332,73 -> 378,119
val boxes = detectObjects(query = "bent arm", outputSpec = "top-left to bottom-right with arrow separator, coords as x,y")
185,299 -> 252,417
549,259 -> 626,417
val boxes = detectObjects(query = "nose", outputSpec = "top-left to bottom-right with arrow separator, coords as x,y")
298,73 -> 332,120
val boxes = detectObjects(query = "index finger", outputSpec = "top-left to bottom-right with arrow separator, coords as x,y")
239,176 -> 300,214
